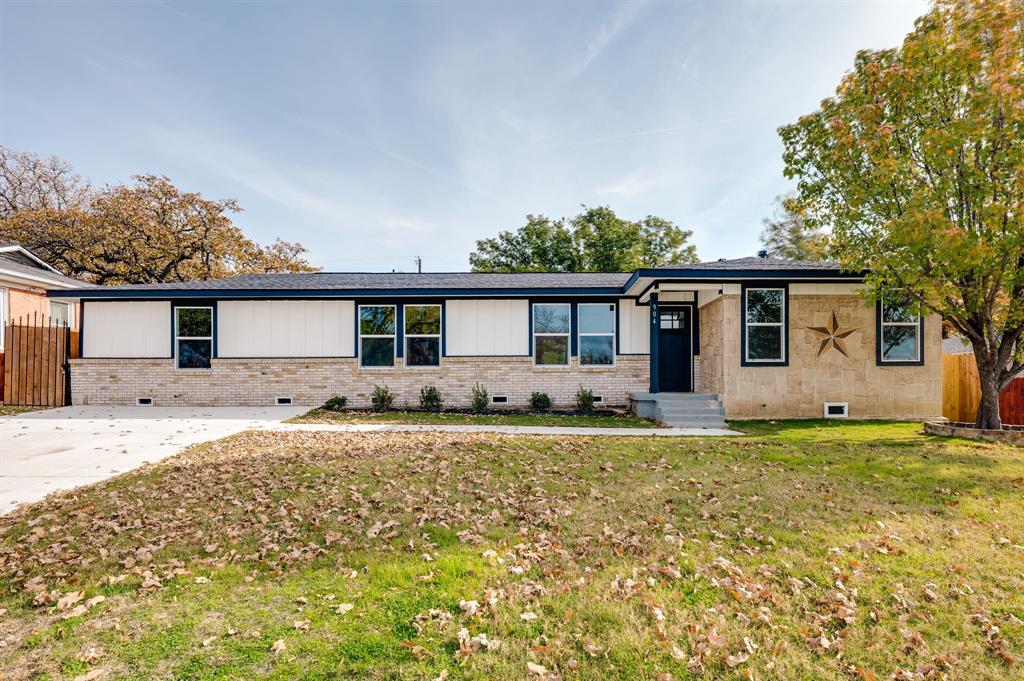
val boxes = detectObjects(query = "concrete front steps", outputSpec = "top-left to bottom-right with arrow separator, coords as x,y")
629,392 -> 728,429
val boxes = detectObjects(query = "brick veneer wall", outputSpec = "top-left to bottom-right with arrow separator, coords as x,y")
699,293 -> 942,419
6,287 -> 80,328
70,355 -> 651,408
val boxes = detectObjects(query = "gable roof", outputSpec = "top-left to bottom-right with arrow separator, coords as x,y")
48,256 -> 862,299
0,243 -> 90,289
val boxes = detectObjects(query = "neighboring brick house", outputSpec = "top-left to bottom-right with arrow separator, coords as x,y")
50,257 -> 942,421
0,242 -> 86,400
0,242 -> 83,343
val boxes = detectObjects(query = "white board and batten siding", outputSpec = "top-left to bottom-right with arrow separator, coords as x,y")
83,301 -> 171,358
617,298 -> 649,354
218,300 -> 354,357
445,300 -> 529,356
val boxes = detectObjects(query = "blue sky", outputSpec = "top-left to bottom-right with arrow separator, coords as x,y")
1,0 -> 926,271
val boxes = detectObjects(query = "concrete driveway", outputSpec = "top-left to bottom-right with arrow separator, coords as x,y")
0,405 -> 307,513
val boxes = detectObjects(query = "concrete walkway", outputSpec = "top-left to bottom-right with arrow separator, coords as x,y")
266,422 -> 742,437
0,406 -> 308,512
1,406 -> 742,515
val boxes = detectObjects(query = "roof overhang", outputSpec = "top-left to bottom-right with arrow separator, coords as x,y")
0,266 -> 82,291
0,245 -> 66,275
48,286 -> 628,300
624,268 -> 867,301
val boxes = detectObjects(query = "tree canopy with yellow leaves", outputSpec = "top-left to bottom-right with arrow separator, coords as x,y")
780,0 -> 1023,430
0,146 -> 317,284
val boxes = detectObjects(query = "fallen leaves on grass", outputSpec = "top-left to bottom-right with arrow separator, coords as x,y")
1,429 -> 1021,681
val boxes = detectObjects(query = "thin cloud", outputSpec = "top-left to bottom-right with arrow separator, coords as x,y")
291,116 -> 499,201
569,0 -> 647,77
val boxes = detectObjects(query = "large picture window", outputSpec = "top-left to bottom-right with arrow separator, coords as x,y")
533,303 -> 570,366
879,295 -> 922,363
743,288 -> 786,363
404,304 -> 441,366
359,305 -> 396,367
578,303 -> 615,366
175,306 -> 213,369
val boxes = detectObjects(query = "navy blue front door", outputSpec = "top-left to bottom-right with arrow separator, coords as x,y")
657,307 -> 692,392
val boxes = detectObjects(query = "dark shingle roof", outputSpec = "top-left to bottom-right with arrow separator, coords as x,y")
661,256 -> 844,271
74,271 -> 633,292
51,256 -> 860,297
0,257 -> 88,287
943,337 -> 973,355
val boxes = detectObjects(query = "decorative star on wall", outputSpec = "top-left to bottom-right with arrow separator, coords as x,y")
807,311 -> 858,357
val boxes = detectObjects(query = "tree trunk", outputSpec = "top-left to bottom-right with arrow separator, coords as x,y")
975,367 -> 1003,430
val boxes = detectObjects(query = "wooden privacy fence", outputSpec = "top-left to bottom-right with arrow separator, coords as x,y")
942,353 -> 1024,425
1,314 -> 79,407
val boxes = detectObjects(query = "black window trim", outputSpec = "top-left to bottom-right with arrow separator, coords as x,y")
174,304 -> 214,370
403,302 -> 442,368
875,297 -> 925,366
358,303 -> 397,368
740,283 -> 789,367
578,301 -> 617,367
532,301 -> 572,367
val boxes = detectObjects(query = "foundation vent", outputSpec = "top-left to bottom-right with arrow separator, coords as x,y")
276,397 -> 293,406
824,402 -> 849,418
491,395 -> 509,404
136,397 -> 153,406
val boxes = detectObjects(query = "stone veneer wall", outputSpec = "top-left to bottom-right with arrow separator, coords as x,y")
70,355 -> 650,408
696,297 -> 725,397
700,293 -> 942,419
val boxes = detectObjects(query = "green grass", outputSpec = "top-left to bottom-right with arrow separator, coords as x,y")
292,407 -> 660,428
1,422 -> 1021,680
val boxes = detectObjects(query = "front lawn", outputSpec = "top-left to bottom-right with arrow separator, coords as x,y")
292,408 -> 660,428
1,423 -> 1021,680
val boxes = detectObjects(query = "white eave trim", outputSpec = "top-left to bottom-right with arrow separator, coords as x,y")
0,245 -> 65,275
0,267 -> 80,290
633,277 -> 865,302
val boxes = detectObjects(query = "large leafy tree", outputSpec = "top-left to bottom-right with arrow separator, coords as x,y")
470,205 -> 698,272
759,194 -> 830,260
779,0 -> 1023,430
0,147 -> 317,284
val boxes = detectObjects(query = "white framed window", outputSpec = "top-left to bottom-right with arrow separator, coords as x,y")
175,306 -> 213,369
578,303 -> 615,366
533,303 -> 571,366
404,304 -> 441,367
49,301 -> 71,326
879,295 -> 922,363
744,287 -> 786,363
359,304 -> 396,367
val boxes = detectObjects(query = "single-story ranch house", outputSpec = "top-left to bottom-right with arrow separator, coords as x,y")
49,256 -> 941,420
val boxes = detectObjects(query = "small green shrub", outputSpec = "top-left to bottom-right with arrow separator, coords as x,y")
371,385 -> 395,412
575,386 -> 595,414
322,395 -> 348,412
470,383 -> 489,413
529,391 -> 552,411
419,385 -> 443,412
